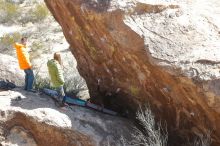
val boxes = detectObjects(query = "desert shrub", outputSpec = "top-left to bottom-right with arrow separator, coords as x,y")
62,57 -> 88,97
64,74 -> 87,96
0,32 -> 22,54
120,106 -> 168,146
19,3 -> 49,24
193,131 -> 211,146
31,41 -> 44,52
30,41 -> 44,53
29,41 -> 50,61
0,32 -> 21,47
33,67 -> 87,95
33,67 -> 51,91
0,0 -> 20,23
5,0 -> 25,4
34,76 -> 51,91
34,73 -> 87,96
132,106 -> 168,146
120,106 -> 211,146
31,3 -> 49,22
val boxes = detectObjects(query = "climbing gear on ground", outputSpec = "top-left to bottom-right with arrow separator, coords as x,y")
26,89 -> 37,93
43,88 -> 66,107
43,88 -> 118,116
0,80 -> 16,90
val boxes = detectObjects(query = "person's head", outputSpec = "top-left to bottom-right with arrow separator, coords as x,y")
54,52 -> 62,65
21,37 -> 27,46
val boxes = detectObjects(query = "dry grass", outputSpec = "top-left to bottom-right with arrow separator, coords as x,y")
193,131 -> 211,146
31,3 -> 49,22
0,0 -> 20,23
0,32 -> 22,54
120,106 -> 168,146
120,105 -> 212,146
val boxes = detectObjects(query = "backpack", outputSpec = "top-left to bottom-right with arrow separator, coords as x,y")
0,80 -> 16,90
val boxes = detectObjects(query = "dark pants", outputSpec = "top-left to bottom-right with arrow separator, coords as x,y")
56,86 -> 65,101
24,69 -> 34,91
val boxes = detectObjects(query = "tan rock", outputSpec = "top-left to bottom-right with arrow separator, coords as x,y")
0,89 -> 132,146
0,54 -> 24,86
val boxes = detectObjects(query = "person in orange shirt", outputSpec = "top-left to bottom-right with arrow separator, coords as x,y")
14,37 -> 35,92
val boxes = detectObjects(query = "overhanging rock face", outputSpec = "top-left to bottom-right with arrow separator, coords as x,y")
44,0 -> 220,145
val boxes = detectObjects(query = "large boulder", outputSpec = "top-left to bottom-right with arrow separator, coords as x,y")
0,54 -> 24,86
0,89 -> 132,146
44,0 -> 220,145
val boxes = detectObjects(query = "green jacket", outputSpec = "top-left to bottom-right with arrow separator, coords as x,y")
47,59 -> 65,88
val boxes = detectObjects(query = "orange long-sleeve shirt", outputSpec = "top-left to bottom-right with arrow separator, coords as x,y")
14,43 -> 32,70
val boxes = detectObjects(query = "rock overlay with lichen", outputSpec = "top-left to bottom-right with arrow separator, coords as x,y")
44,0 -> 220,145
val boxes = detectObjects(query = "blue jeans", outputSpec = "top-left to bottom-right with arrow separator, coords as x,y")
24,69 -> 34,91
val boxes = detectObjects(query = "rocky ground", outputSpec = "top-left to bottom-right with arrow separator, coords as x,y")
0,89 -> 132,146
2,0 -> 220,145
0,0 -> 89,98
0,1 -> 133,146
0,54 -> 24,86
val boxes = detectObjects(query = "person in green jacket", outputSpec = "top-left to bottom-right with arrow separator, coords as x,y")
47,52 -> 66,106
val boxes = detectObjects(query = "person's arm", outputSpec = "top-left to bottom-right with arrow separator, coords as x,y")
14,43 -> 21,50
55,63 -> 65,85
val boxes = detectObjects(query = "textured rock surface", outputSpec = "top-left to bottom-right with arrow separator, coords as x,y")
44,0 -> 220,145
0,89 -> 132,146
0,54 -> 24,86
0,0 -> 89,98
1,126 -> 37,146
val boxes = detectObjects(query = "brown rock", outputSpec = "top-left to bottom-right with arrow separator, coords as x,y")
44,0 -> 220,145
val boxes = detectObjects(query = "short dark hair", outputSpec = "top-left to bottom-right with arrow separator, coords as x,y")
54,52 -> 62,65
21,37 -> 27,42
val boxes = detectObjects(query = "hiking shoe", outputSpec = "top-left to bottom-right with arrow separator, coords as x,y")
60,101 -> 68,107
59,103 -> 66,108
62,101 -> 68,106
27,89 -> 37,93
55,101 -> 67,108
